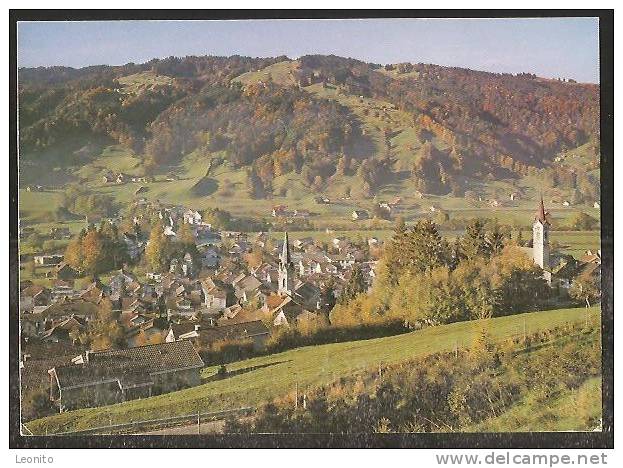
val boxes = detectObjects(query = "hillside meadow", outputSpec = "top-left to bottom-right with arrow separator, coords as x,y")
26,305 -> 599,435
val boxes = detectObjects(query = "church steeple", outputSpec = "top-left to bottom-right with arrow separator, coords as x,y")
280,231 -> 291,265
532,196 -> 550,279
535,195 -> 550,225
278,231 -> 294,296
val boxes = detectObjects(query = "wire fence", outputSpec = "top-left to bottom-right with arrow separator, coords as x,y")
24,406 -> 255,436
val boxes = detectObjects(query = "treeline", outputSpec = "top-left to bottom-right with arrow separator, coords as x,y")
330,218 -> 549,328
144,81 -> 368,196
225,323 -> 601,433
18,55 -> 286,158
60,185 -> 117,220
19,54 -> 599,196
64,222 -> 129,275
299,55 -> 599,177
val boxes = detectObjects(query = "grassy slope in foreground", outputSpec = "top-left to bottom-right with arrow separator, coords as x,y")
471,377 -> 602,432
27,306 -> 599,434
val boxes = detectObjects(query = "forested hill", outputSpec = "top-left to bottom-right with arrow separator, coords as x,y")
18,54 -> 600,198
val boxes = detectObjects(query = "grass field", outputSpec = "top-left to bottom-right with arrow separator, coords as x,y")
26,305 -> 599,435
550,230 -> 602,257
471,377 -> 601,432
233,60 -> 299,87
117,71 -> 174,94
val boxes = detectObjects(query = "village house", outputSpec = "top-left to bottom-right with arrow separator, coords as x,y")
181,252 -> 194,277
183,209 -> 202,225
252,262 -> 279,286
272,205 -> 290,217
201,278 -> 237,310
122,232 -> 143,261
48,340 -> 204,412
166,320 -> 270,352
49,227 -> 71,240
232,274 -> 263,303
40,316 -> 86,344
33,254 -> 64,266
293,237 -> 313,250
292,209 -> 311,219
200,248 -> 220,269
21,285 -> 51,311
49,280 -> 77,302
196,229 -> 221,247
109,270 -> 140,295
351,210 -> 369,221
102,173 -> 116,184
123,317 -> 167,348
55,262 -> 79,281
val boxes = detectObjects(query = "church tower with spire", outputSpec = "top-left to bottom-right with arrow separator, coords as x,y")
533,196 -> 550,273
278,231 -> 295,296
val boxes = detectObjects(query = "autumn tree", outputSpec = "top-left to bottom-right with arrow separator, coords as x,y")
81,229 -> 105,275
244,248 -> 264,270
175,222 -> 199,263
25,259 -> 36,277
145,222 -> 171,271
570,272 -> 600,306
570,212 -> 598,231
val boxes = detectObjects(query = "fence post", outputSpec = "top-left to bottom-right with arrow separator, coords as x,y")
197,410 -> 200,435
295,381 -> 299,409
523,319 -> 527,344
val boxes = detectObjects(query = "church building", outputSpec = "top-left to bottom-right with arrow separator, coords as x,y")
268,232 -> 325,327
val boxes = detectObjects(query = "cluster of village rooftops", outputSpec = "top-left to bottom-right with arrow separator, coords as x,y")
19,198 -> 601,413
20,197 -> 380,412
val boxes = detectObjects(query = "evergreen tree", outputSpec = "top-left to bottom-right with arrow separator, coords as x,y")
338,264 -> 367,304
486,223 -> 506,255
320,277 -> 337,311
404,219 -> 448,273
383,217 -> 408,284
448,238 -> 465,271
462,219 -> 491,259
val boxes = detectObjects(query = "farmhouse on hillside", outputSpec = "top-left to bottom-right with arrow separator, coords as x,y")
351,210 -> 369,221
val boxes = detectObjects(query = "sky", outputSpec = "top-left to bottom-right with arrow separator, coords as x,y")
17,18 -> 600,83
